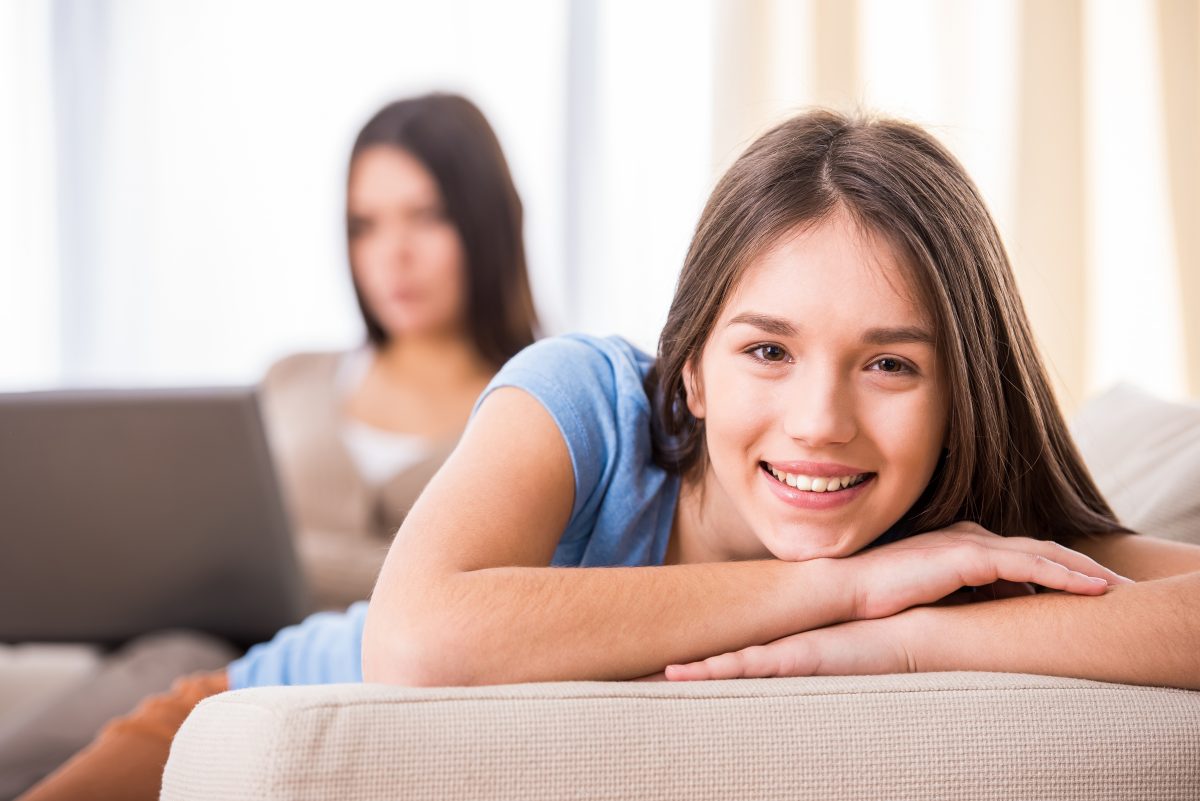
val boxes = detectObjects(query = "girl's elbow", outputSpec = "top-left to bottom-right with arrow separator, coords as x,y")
361,604 -> 470,687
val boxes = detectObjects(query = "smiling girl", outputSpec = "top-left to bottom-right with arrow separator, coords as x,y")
24,108 -> 1200,801
362,109 -> 1200,688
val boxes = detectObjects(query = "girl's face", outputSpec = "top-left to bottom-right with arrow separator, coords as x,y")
685,210 -> 949,561
348,146 -> 467,340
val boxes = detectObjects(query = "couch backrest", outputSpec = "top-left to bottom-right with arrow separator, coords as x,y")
1072,383 -> 1200,545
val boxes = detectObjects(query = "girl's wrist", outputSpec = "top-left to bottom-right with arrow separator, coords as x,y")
786,556 -> 859,626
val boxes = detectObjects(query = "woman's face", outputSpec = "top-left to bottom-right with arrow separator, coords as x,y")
685,209 -> 949,561
347,145 -> 467,340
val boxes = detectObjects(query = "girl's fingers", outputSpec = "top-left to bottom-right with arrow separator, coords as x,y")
1040,540 -> 1133,585
666,646 -> 777,681
1014,541 -> 1129,585
958,530 -> 1132,586
987,548 -> 1114,595
664,662 -> 712,681
664,659 -> 723,681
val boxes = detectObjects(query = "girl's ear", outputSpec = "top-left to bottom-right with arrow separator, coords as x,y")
682,359 -> 706,420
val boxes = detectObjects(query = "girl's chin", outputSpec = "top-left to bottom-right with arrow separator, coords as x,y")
761,529 -> 867,562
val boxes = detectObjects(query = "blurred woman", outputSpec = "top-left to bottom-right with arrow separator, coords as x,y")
263,92 -> 539,610
12,91 -> 539,801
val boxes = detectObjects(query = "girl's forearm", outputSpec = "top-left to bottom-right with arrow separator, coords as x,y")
362,557 -> 852,686
908,572 -> 1200,689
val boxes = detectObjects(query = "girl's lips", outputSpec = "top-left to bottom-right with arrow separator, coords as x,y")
764,459 -> 870,477
759,462 -> 875,510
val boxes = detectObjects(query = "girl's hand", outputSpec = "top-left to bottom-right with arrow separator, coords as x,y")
665,613 -> 921,681
659,575 -> 1032,682
845,522 -> 1132,620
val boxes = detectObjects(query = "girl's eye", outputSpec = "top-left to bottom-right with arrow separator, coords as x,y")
749,344 -> 789,363
870,357 -> 914,374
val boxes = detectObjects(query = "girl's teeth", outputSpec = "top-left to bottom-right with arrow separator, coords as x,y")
767,465 -> 868,493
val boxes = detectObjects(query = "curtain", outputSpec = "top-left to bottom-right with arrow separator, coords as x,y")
0,0 -> 57,387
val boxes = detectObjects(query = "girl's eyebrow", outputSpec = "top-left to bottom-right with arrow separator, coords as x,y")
862,326 -> 935,346
727,312 -> 934,346
727,312 -> 799,337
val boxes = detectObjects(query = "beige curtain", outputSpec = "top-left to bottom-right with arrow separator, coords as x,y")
711,0 -> 861,170
1157,0 -> 1200,398
1013,0 -> 1087,409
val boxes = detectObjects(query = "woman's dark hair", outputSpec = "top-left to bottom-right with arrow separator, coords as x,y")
348,93 -> 539,368
646,108 -> 1128,544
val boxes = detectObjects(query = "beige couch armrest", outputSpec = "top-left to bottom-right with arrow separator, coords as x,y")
161,672 -> 1200,801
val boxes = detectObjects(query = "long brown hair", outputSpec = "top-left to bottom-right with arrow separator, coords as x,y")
646,109 -> 1126,544
348,93 -> 539,368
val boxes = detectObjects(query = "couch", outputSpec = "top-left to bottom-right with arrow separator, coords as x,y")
160,384 -> 1200,800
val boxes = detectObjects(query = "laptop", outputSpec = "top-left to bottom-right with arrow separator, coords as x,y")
0,387 -> 309,647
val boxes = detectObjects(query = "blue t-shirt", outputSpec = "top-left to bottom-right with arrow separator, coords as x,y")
229,334 -> 678,689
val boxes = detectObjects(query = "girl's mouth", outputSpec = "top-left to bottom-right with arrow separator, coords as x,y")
760,461 -> 875,493
758,461 -> 877,511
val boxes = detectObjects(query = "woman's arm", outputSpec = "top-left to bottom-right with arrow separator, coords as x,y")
667,546 -> 1200,689
362,387 -> 853,687
912,532 -> 1200,686
908,571 -> 1200,689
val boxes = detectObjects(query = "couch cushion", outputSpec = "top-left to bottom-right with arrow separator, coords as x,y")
1071,383 -> 1200,545
0,643 -> 101,721
162,673 -> 1200,801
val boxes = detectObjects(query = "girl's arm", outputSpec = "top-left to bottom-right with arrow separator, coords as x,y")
909,570 -> 1200,689
362,388 -> 1126,687
667,541 -> 1200,689
913,533 -> 1200,686
362,387 -> 853,686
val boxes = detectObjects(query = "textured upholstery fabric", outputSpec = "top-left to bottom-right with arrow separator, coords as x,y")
162,672 -> 1200,800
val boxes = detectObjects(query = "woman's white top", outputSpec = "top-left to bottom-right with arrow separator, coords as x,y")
334,348 -> 434,486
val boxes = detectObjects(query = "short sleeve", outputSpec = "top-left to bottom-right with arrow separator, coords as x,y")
471,336 -> 630,536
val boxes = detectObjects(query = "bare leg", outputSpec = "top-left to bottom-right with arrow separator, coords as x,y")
16,669 -> 229,801
0,630 -> 234,800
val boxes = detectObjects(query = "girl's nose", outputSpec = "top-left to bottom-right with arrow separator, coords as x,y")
781,370 -> 857,448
